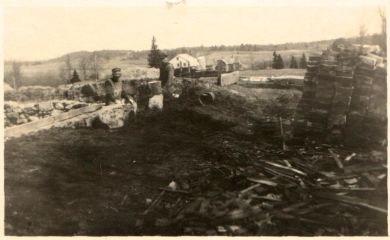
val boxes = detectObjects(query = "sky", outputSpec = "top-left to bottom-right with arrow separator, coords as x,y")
3,0 -> 386,61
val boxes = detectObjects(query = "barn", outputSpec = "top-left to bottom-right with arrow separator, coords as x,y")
169,54 -> 201,70
169,53 -> 202,77
215,58 -> 241,73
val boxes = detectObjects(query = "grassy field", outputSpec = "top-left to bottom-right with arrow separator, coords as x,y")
4,49 -> 315,87
204,49 -> 317,68
240,68 -> 306,77
4,55 -> 159,87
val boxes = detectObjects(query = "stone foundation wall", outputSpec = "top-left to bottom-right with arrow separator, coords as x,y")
5,80 -> 164,130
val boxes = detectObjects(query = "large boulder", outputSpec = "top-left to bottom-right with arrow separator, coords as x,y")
80,84 -> 99,101
37,102 -> 53,112
53,102 -> 65,110
148,94 -> 163,110
94,103 -> 136,129
6,112 -> 20,124
23,106 -> 38,116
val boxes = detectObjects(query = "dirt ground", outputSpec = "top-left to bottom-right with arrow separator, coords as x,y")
4,84 -> 292,236
5,108 -> 233,235
4,85 -> 386,236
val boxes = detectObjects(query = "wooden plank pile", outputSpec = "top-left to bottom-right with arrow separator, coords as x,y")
138,137 -> 387,235
293,42 -> 386,146
345,64 -> 387,146
293,55 -> 321,138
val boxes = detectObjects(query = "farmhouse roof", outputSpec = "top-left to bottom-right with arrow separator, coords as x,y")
170,53 -> 200,67
217,58 -> 239,65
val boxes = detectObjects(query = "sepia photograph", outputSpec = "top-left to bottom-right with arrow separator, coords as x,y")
2,0 -> 388,236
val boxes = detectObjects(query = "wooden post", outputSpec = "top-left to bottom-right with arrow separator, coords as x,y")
94,53 -> 98,81
279,117 -> 286,151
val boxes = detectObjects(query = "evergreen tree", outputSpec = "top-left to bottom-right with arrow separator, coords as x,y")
148,36 -> 163,68
70,69 -> 80,84
300,53 -> 307,68
290,56 -> 298,68
272,51 -> 278,69
276,54 -> 284,69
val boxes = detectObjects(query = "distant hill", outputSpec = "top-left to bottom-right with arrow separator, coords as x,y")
4,34 -> 384,87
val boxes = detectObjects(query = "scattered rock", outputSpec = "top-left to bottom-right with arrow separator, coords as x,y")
6,112 -> 19,124
53,102 -> 65,110
148,94 -> 163,110
38,102 -> 53,112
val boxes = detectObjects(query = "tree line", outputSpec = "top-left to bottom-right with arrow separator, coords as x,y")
271,51 -> 307,70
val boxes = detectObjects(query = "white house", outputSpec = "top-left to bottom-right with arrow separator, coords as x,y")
169,53 -> 201,70
196,56 -> 206,70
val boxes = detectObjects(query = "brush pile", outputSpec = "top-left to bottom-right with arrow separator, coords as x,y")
139,133 -> 387,235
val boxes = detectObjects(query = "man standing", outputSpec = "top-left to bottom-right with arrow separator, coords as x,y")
94,68 -> 137,128
105,68 -> 130,105
159,57 -> 175,108
159,57 -> 174,89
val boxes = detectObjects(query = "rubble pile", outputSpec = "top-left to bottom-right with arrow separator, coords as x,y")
4,101 -> 88,128
5,80 -> 163,130
62,79 -> 161,103
4,78 -> 160,104
294,40 -> 387,145
139,137 -> 387,235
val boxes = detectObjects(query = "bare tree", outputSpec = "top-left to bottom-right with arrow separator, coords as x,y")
11,62 -> 22,89
378,7 -> 386,53
59,55 -> 73,83
359,23 -> 367,47
59,65 -> 68,83
78,56 -> 89,80
379,7 -> 386,35
249,52 -> 254,69
65,55 -> 72,79
89,52 -> 102,81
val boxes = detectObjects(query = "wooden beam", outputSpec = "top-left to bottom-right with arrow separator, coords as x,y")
5,104 -> 103,139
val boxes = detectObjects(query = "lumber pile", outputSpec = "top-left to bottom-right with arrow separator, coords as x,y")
345,65 -> 387,146
294,55 -> 321,138
293,40 -> 387,146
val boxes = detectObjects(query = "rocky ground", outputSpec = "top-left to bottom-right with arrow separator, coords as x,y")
4,84 -> 387,236
4,100 -> 89,128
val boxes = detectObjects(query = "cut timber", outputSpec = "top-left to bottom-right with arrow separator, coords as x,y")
5,104 -> 103,139
219,71 -> 240,86
53,103 -> 137,129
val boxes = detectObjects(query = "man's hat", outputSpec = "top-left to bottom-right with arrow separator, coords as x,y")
112,68 -> 121,73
